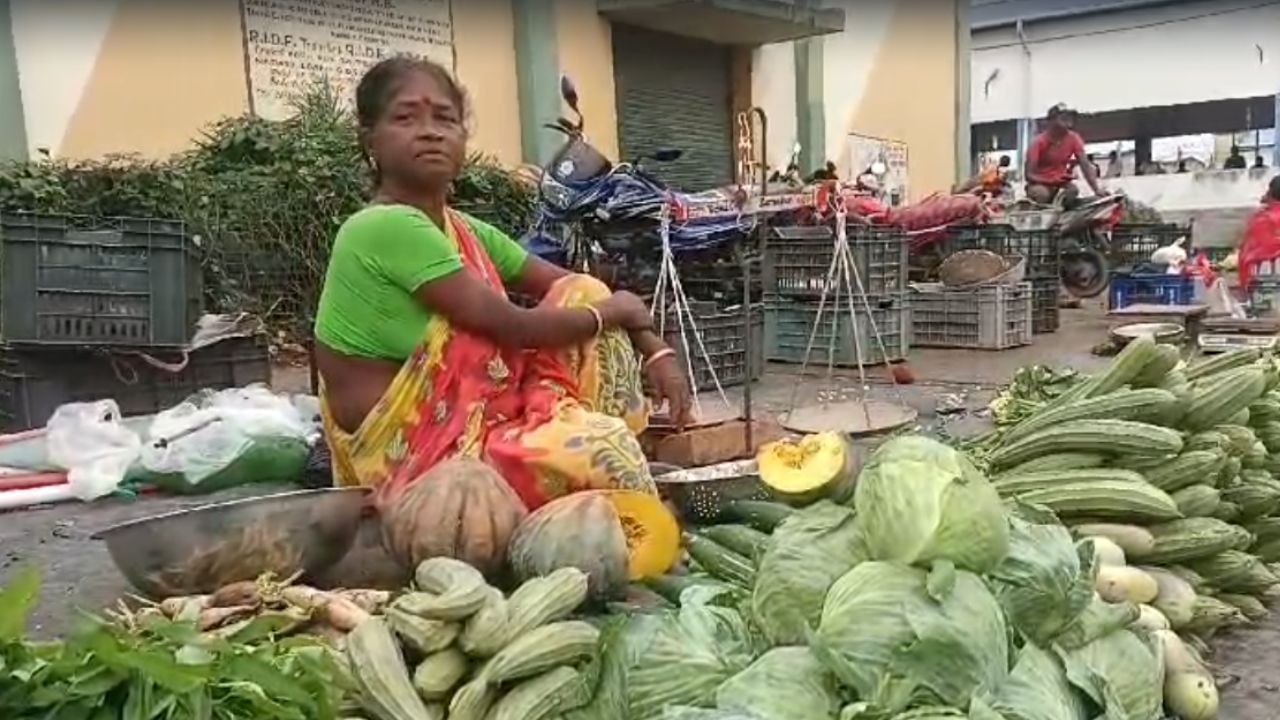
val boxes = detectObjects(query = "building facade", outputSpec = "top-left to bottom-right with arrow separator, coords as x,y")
969,0 -> 1279,243
0,0 -> 966,199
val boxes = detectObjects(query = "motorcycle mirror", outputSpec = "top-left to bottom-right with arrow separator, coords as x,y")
652,149 -> 683,163
560,75 -> 580,112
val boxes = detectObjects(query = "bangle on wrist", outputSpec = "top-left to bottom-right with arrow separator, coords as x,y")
585,306 -> 604,337
643,347 -> 676,370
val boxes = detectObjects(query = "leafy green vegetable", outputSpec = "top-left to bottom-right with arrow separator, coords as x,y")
716,647 -> 841,720
988,506 -> 1096,644
812,561 -> 1009,716
854,436 -> 1010,573
623,586 -> 760,720
1057,628 -> 1163,720
1052,596 -> 1140,651
750,501 -> 865,645
977,643 -> 1088,720
0,570 -> 350,720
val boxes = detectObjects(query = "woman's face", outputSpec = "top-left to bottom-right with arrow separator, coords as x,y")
368,69 -> 465,189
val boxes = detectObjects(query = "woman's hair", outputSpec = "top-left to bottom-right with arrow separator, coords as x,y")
355,55 -> 468,132
1269,174 -> 1280,202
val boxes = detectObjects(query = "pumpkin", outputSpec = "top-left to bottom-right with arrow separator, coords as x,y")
380,457 -> 528,579
757,432 -> 856,504
508,489 -> 680,600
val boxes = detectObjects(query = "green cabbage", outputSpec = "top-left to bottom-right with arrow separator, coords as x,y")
854,436 -> 1010,572
716,647 -> 841,720
1052,595 -> 1140,651
988,506 -> 1096,644
1057,629 -> 1164,720
977,643 -> 1089,720
751,501 -> 865,645
812,560 -> 1009,715
664,710 -> 762,720
622,586 -> 760,720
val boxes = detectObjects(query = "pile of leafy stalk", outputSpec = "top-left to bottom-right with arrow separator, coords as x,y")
988,365 -> 1083,426
0,568 -> 352,720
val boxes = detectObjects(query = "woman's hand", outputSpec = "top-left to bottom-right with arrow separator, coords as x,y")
596,291 -> 653,332
645,351 -> 693,432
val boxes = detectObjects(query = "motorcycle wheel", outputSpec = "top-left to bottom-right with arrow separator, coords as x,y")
1059,245 -> 1110,298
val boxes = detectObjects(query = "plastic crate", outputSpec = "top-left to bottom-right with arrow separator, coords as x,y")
0,336 -> 270,432
0,213 -> 202,347
1031,278 -> 1060,334
1108,272 -> 1195,310
910,282 -> 1033,350
1249,277 -> 1280,314
939,224 -> 1061,280
1108,223 -> 1191,270
659,303 -> 764,391
764,293 -> 910,367
764,224 -> 907,298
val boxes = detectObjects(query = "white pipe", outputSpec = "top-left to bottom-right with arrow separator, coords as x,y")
0,483 -> 76,512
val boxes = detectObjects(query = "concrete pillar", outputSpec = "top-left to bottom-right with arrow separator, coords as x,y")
954,0 -> 972,183
0,0 -> 26,160
512,0 -> 561,166
1016,118 -> 1035,180
1273,92 -> 1279,169
794,36 -> 825,174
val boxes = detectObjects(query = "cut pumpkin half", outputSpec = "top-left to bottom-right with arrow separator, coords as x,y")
757,432 -> 856,504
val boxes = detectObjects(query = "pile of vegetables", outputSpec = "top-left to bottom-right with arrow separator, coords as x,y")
8,348 -> 1280,720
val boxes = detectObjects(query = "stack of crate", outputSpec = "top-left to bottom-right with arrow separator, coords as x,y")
939,224 -> 1062,334
761,224 -> 911,367
658,301 -> 764,392
910,282 -> 1034,350
0,213 -> 269,432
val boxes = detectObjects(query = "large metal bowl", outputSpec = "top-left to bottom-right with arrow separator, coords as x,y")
95,487 -> 369,599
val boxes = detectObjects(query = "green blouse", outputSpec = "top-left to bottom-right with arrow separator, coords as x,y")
314,204 -> 529,360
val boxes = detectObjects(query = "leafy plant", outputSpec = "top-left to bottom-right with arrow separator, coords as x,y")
0,84 -> 537,342
0,567 -> 353,720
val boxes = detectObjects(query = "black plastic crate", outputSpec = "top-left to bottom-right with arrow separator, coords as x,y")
0,336 -> 270,432
764,293 -> 910,367
939,224 -> 1061,280
0,213 -> 202,347
1031,278 -> 1060,334
764,224 -> 908,298
1108,223 -> 1191,270
658,302 -> 764,391
910,282 -> 1033,350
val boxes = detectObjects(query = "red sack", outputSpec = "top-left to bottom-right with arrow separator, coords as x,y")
887,193 -> 985,231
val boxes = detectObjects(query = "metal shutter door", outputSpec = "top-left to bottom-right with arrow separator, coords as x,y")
612,26 -> 733,192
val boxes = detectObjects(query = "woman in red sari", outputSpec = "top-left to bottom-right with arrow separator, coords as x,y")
313,57 -> 691,510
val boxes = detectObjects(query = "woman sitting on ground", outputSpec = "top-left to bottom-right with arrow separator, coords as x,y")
313,56 -> 692,509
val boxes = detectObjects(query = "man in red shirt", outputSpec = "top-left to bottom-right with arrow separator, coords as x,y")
1237,175 -> 1280,289
1024,103 -> 1107,207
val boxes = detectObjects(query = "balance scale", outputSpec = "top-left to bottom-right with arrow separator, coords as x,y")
1198,317 -> 1280,353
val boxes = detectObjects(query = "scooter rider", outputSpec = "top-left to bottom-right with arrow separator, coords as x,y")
1025,103 -> 1108,208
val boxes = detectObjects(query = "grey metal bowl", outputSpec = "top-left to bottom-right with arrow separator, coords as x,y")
95,487 -> 369,599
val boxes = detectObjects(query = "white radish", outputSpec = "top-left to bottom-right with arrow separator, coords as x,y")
1133,604 -> 1170,632
1096,565 -> 1159,604
1090,536 -> 1128,567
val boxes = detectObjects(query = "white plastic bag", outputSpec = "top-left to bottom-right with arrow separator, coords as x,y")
46,400 -> 143,501
140,385 -> 317,484
1151,237 -> 1188,271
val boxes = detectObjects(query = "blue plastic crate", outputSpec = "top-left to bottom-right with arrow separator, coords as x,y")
1108,272 -> 1194,310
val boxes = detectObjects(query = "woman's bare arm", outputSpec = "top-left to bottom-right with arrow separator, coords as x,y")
414,270 -> 651,348
510,255 -> 571,300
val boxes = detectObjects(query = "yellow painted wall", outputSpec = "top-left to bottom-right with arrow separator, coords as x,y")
59,0 -> 247,159
554,0 -> 619,159
845,0 -> 958,199
452,0 -> 522,166
41,0 -> 527,165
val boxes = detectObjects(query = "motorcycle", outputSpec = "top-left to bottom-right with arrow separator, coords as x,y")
999,192 -> 1127,298
521,76 -> 755,289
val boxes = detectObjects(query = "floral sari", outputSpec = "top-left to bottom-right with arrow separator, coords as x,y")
321,209 -> 655,509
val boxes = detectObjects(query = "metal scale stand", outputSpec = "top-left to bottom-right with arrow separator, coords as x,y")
779,203 -> 916,437
1198,316 -> 1280,354
649,107 -> 768,447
